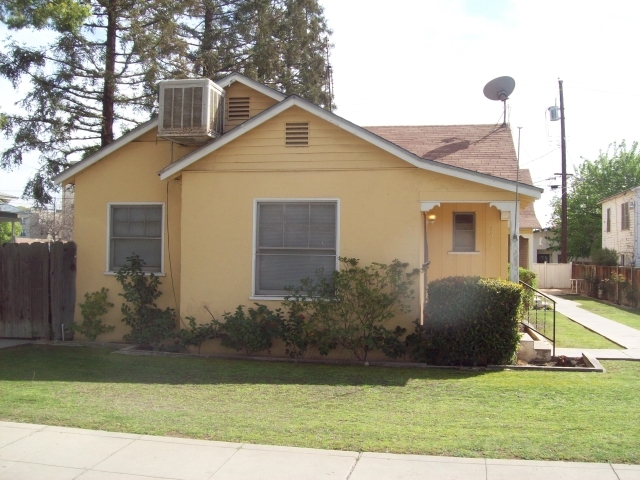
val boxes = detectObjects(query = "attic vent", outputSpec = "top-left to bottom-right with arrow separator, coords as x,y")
285,122 -> 309,147
162,86 -> 204,129
227,97 -> 250,121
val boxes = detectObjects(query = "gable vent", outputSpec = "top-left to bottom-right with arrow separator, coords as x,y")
227,97 -> 250,121
285,122 -> 309,147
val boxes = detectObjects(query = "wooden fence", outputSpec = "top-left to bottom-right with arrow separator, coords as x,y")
571,263 -> 640,308
0,242 -> 76,339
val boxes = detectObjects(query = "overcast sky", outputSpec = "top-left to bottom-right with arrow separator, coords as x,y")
2,0 -> 639,226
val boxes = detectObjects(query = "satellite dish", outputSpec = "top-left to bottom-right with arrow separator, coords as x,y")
483,76 -> 515,127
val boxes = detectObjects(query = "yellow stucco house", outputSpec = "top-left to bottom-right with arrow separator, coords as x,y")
54,73 -> 542,344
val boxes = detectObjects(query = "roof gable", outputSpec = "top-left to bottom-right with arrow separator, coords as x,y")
216,73 -> 286,102
158,96 -> 542,198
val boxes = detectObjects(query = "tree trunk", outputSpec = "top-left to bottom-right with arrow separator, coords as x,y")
101,0 -> 117,147
201,1 -> 215,78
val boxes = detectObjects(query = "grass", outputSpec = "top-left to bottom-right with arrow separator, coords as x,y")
525,310 -> 620,349
553,311 -> 621,349
1,345 -> 639,463
573,295 -> 640,331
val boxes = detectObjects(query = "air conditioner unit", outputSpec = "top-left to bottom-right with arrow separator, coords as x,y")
158,79 -> 225,145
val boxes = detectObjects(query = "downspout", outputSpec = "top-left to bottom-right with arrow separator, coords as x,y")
423,213 -> 431,319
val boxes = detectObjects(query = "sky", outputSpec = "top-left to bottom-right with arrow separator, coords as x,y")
1,0 -> 640,226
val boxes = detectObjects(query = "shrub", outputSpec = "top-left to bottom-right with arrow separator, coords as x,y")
276,304 -> 317,359
284,257 -> 418,362
176,316 -> 220,354
71,288 -> 115,341
116,254 -> 176,348
591,247 -> 618,266
217,304 -> 279,356
407,276 -> 522,366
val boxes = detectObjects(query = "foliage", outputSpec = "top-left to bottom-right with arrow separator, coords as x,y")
216,304 -> 279,356
175,316 -> 220,354
0,221 -> 22,243
590,247 -> 618,266
407,276 -> 522,366
275,304 -> 318,359
548,141 -> 640,259
0,0 -> 333,204
116,255 -> 176,348
284,257 -> 418,362
623,282 -> 638,308
71,288 -> 115,341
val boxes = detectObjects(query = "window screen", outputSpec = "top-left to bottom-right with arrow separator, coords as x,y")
606,208 -> 611,232
621,203 -> 630,230
453,212 -> 475,252
256,202 -> 337,295
110,205 -> 162,272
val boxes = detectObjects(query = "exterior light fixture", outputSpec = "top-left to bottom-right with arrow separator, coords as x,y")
427,214 -> 436,223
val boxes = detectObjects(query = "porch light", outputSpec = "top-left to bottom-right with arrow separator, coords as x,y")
427,214 -> 436,223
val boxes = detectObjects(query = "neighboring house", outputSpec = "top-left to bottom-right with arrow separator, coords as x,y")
533,228 -> 560,264
54,73 -> 543,343
517,170 -> 542,269
600,186 -> 640,266
0,192 -> 29,242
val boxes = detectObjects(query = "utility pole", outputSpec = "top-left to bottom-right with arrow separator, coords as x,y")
559,79 -> 568,264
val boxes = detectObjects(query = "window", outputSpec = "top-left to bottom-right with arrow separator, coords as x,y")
255,201 -> 337,296
606,208 -> 611,232
108,204 -> 163,273
621,202 -> 630,230
453,212 -> 475,252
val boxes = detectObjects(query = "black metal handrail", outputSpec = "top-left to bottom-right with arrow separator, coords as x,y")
519,281 -> 556,357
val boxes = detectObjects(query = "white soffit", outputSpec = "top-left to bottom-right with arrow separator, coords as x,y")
215,73 -> 286,102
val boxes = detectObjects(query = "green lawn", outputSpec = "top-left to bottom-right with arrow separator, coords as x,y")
553,311 -> 621,349
573,296 -> 640,331
525,310 -> 619,349
1,345 -> 639,463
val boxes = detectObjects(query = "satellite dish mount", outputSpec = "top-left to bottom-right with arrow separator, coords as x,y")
483,76 -> 516,127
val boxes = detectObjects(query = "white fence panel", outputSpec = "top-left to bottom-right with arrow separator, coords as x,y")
532,263 -> 573,289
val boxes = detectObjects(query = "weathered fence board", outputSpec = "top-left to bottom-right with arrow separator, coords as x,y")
50,242 -> 77,340
0,241 -> 76,339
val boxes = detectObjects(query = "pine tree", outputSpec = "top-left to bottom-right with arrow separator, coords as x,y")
1,0 -> 333,203
0,0 -> 188,204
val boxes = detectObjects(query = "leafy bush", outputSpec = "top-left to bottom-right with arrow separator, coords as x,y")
284,257 -> 418,362
71,288 -> 115,341
591,247 -> 618,266
217,304 -> 279,355
116,255 -> 176,348
275,304 -> 317,359
406,276 -> 522,366
176,316 -> 220,354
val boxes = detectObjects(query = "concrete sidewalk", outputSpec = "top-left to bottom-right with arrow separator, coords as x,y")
540,291 -> 640,360
1,422 -> 638,480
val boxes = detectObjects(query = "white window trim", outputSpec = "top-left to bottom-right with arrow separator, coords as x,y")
104,202 -> 165,276
250,198 -> 340,300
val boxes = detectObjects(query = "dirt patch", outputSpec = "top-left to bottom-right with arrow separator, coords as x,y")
517,355 -> 587,368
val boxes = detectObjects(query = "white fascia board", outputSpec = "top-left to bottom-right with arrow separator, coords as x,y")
215,73 -> 286,102
158,96 -> 543,199
54,118 -> 159,185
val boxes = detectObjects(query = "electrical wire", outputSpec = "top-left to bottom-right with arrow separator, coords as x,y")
520,147 -> 560,166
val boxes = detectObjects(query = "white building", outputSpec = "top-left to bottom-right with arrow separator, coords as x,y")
599,186 -> 640,266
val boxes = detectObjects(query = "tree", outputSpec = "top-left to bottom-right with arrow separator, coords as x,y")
30,198 -> 74,241
0,221 -> 22,243
0,0 -> 189,204
548,141 -> 640,259
1,0 -> 333,204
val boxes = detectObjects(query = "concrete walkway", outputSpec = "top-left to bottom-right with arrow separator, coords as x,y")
1,422 -> 638,480
541,291 -> 640,360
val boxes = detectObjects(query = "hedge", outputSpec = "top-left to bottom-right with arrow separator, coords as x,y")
407,276 -> 523,366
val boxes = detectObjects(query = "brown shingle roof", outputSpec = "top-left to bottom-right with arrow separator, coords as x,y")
364,124 -> 523,183
520,204 -> 541,229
